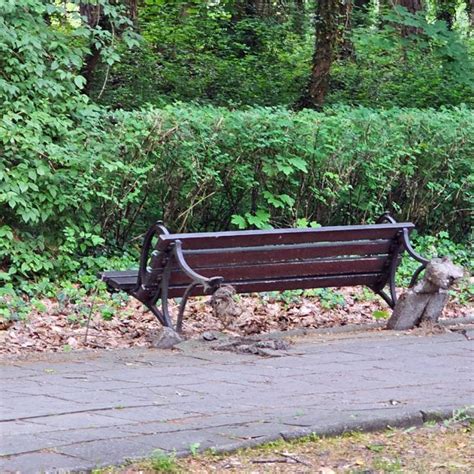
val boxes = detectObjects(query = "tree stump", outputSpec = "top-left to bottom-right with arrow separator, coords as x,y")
209,285 -> 243,329
386,257 -> 464,330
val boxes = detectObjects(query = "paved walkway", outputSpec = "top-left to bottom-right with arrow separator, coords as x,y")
1,329 -> 473,473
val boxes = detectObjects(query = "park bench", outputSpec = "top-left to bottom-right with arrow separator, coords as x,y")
99,213 -> 428,332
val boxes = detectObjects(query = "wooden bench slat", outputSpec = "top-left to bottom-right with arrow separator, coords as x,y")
101,270 -> 137,291
182,240 -> 392,269
167,256 -> 388,286
167,273 -> 382,297
101,269 -> 383,298
158,223 -> 413,251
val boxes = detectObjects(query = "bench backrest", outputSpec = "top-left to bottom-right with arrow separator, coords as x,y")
148,223 -> 413,297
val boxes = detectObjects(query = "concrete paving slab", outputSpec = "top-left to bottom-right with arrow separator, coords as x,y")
0,452 -> 88,474
0,330 -> 473,473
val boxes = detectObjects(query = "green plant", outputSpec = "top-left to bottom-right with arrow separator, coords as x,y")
372,456 -> 403,472
329,8 -> 473,108
2,1 -> 473,300
0,286 -> 30,322
98,304 -> 115,321
397,231 -> 473,287
372,310 -> 390,320
443,406 -> 474,426
150,450 -> 179,473
313,288 -> 346,309
188,442 -> 200,456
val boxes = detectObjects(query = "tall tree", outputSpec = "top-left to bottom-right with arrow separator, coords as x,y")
297,0 -> 341,109
338,0 -> 354,58
291,0 -> 307,36
233,0 -> 278,19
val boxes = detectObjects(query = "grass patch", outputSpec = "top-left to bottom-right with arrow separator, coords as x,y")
97,418 -> 472,473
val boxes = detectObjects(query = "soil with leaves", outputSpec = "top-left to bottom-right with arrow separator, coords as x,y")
0,287 -> 472,356
98,418 -> 473,473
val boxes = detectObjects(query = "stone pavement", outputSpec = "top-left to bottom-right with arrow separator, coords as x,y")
1,329 -> 473,473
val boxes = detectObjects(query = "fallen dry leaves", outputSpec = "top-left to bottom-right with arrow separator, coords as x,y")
0,287 -> 471,356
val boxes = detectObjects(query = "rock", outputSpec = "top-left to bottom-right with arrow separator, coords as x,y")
150,327 -> 183,349
201,331 -> 228,342
213,336 -> 291,357
254,339 -> 290,351
202,331 -> 218,341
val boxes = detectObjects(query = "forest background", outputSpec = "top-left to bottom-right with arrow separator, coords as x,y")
0,0 -> 472,318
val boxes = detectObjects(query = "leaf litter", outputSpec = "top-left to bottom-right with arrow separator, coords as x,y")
0,287 -> 471,355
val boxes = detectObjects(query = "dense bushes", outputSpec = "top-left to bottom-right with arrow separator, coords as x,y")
2,104 -> 472,285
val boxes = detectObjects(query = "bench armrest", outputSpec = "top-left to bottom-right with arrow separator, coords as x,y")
138,220 -> 170,289
172,240 -> 223,291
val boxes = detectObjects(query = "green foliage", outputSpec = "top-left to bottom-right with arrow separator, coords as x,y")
90,0 -> 311,108
329,8 -> 474,108
372,309 -> 390,320
150,450 -> 179,473
311,289 -> 347,309
189,442 -> 201,456
0,0 -> 140,285
1,101 -> 472,288
397,231 -> 473,286
0,285 -> 30,322
88,2 -> 473,109
1,2 -> 472,294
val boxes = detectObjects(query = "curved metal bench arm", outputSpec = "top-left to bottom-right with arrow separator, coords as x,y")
376,212 -> 397,224
137,220 -> 170,289
173,240 -> 223,333
401,228 -> 430,287
370,212 -> 429,304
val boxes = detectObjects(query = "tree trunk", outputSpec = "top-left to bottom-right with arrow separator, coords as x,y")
80,3 -> 104,93
397,0 -> 423,14
302,0 -> 340,108
395,0 -> 423,36
233,0 -> 275,18
292,0 -> 306,36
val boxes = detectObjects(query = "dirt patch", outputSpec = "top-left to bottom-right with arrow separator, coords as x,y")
0,287 -> 471,356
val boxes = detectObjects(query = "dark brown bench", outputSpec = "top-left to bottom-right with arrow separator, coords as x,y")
99,213 -> 428,332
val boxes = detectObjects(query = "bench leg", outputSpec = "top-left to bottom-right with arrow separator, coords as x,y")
372,288 -> 395,308
369,236 -> 401,309
147,304 -> 168,327
176,282 -> 200,333
159,261 -> 174,328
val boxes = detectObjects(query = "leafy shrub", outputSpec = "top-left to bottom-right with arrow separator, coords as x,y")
0,0 -> 137,284
1,102 -> 472,286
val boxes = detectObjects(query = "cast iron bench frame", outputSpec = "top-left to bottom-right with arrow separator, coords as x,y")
99,213 -> 428,332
